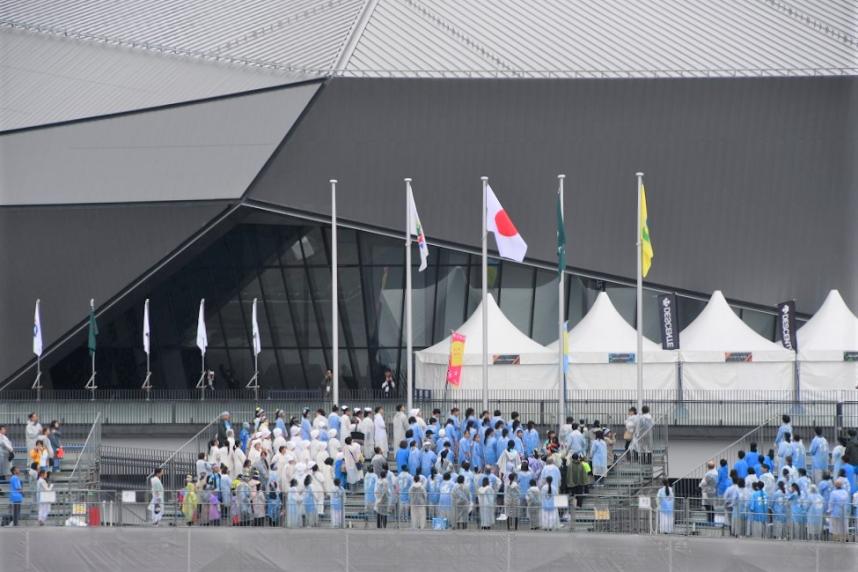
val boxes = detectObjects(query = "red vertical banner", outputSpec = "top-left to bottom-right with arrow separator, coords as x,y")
446,332 -> 466,387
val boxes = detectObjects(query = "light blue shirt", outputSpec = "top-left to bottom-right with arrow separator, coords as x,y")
775,423 -> 792,446
590,440 -> 608,468
809,436 -> 829,470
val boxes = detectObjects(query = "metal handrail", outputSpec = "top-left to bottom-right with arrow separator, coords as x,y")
673,414 -> 780,482
596,410 -> 670,487
145,414 -> 222,480
68,411 -> 101,484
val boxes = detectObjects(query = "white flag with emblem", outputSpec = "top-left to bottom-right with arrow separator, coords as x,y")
143,299 -> 151,355
196,299 -> 207,355
33,299 -> 43,357
252,298 -> 262,356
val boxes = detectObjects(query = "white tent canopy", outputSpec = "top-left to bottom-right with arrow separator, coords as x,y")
415,294 -> 558,392
546,292 -> 676,391
797,290 -> 858,392
679,290 -> 794,392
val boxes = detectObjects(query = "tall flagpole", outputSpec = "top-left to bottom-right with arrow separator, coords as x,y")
142,298 -> 152,400
331,179 -> 339,406
33,299 -> 42,402
635,172 -> 645,412
481,176 -> 489,413
557,174 -> 566,435
405,178 -> 414,414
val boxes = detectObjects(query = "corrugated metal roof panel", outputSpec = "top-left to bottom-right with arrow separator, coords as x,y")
348,0 -> 856,77
1,0 -> 855,78
0,28 -> 312,131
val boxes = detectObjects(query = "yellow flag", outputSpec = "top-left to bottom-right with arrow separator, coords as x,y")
640,184 -> 653,277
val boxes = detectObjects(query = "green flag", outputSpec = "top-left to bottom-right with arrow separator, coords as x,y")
87,303 -> 99,356
556,188 -> 566,275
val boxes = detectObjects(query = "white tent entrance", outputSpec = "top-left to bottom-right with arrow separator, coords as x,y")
547,292 -> 677,394
796,290 -> 858,394
679,291 -> 795,395
415,295 -> 557,392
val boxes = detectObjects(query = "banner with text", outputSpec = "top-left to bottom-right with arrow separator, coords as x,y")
446,332 -> 466,387
776,300 -> 798,352
657,294 -> 680,350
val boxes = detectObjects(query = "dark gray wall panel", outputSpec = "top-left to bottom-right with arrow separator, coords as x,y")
0,82 -> 319,205
0,201 -> 230,383
250,77 -> 852,314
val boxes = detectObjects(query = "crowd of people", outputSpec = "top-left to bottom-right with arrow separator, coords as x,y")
0,413 -> 61,526
149,404 -> 657,530
694,415 -> 858,541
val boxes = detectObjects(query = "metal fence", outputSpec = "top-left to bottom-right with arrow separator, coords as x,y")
2,490 -> 854,544
3,391 -> 857,429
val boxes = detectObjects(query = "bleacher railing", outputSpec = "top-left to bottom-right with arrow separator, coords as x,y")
0,490 -> 851,543
0,389 -> 855,429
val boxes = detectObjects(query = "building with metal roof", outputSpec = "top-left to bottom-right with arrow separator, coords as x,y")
0,0 -> 856,393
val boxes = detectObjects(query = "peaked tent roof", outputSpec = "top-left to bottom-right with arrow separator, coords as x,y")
680,290 -> 791,353
419,294 -> 553,358
797,289 -> 858,352
546,292 -> 661,352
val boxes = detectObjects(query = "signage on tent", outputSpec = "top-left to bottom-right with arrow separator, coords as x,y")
657,294 -> 680,350
725,352 -> 753,363
843,352 -> 858,362
492,354 -> 520,365
608,353 -> 635,364
776,300 -> 797,351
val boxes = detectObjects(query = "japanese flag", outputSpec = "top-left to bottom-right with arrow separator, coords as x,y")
485,183 -> 527,262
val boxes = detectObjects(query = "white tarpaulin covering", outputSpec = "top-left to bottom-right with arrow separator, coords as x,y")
679,291 -> 794,392
415,294 -> 557,391
546,292 -> 677,391
797,290 -> 858,392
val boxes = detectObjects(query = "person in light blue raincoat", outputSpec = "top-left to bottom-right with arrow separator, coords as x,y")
398,466 -> 413,520
428,469 -> 441,517
788,482 -> 806,540
524,422 -> 540,457
771,481 -> 788,539
330,479 -> 345,528
805,484 -> 825,540
827,478 -> 851,541
775,415 -> 792,448
364,466 -> 377,517
809,427 -> 829,483
420,442 -> 437,477
748,481 -> 768,538
657,479 -> 675,534
818,472 -> 833,504
286,479 -> 302,528
438,472 -> 454,527
791,434 -> 807,471
301,408 -> 312,441
407,441 -> 422,476
590,431 -> 608,481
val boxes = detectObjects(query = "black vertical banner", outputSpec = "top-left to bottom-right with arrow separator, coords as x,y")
657,294 -> 680,350
776,300 -> 797,351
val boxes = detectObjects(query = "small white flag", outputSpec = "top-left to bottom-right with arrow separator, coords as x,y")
33,299 -> 43,357
143,299 -> 151,356
196,299 -> 207,355
407,182 -> 429,272
252,298 -> 262,356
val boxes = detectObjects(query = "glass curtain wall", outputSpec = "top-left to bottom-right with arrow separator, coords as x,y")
45,213 -> 783,392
